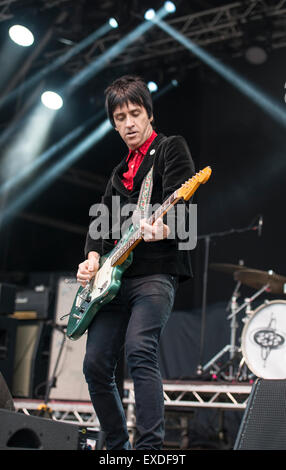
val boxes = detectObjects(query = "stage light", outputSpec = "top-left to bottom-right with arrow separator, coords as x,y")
144,9 -> 156,21
41,91 -> 63,110
164,1 -> 176,13
245,46 -> 268,65
109,17 -> 118,28
171,79 -> 178,87
0,22 -> 112,112
147,81 -> 158,93
9,25 -> 34,47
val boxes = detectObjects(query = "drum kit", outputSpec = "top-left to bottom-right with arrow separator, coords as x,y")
200,263 -> 286,381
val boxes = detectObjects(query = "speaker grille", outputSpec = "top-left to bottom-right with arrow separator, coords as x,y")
235,379 -> 286,450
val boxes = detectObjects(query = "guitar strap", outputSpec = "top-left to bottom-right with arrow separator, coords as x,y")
132,166 -> 154,227
132,135 -> 168,227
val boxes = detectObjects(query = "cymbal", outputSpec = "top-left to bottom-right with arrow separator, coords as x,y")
209,263 -> 248,274
234,269 -> 286,295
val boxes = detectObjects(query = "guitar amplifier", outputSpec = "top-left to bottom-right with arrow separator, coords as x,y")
48,277 -> 90,401
15,285 -> 53,319
0,317 -> 52,398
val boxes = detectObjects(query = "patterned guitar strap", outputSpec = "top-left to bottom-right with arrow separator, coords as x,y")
132,136 -> 169,229
131,166 -> 154,229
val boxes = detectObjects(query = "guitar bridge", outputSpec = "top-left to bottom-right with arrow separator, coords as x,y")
73,313 -> 82,320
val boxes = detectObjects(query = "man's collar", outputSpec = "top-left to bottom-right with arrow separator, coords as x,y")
127,130 -> 157,160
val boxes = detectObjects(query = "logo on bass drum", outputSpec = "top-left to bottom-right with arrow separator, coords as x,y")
250,313 -> 286,367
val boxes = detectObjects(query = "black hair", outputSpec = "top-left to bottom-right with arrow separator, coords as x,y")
104,75 -> 154,127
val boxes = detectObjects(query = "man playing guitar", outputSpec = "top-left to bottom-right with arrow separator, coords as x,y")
76,75 -> 196,450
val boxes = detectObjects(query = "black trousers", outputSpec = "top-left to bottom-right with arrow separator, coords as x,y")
83,273 -> 177,450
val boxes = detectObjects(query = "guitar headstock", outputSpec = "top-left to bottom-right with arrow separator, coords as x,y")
177,166 -> 212,201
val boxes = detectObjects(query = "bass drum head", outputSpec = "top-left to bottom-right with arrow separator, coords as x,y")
242,300 -> 286,379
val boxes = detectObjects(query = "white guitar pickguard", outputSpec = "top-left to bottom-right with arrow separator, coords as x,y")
90,259 -> 113,301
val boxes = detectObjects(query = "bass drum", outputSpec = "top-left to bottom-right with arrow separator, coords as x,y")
241,300 -> 286,379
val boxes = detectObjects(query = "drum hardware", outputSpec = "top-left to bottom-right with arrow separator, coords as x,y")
227,281 -> 270,320
201,263 -> 279,381
213,266 -> 286,380
200,280 -> 243,381
195,215 -> 265,379
244,298 -> 254,318
235,355 -> 256,382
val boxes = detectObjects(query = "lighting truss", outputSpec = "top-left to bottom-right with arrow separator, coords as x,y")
1,1 -> 285,74
30,0 -> 286,74
111,0 -> 286,66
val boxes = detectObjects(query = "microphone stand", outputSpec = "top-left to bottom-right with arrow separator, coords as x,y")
196,215 -> 261,378
37,322 -> 67,418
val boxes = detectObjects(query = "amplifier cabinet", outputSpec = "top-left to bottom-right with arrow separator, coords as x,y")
0,317 -> 52,398
48,277 -> 90,401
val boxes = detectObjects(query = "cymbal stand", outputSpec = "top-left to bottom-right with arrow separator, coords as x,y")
228,281 -> 241,380
200,280 -> 242,381
227,283 -> 270,320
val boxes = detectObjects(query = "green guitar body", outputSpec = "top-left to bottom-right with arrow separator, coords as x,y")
66,227 -> 135,340
66,252 -> 133,340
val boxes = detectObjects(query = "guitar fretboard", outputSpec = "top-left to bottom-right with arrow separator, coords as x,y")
110,191 -> 178,266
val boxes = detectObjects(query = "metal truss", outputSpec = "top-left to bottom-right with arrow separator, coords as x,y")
41,0 -> 286,73
1,1 -> 285,73
111,0 -> 286,67
13,398 -> 100,428
124,380 -> 252,410
13,380 -> 252,429
0,0 -> 19,22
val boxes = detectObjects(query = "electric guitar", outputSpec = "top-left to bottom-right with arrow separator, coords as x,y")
66,166 -> 212,340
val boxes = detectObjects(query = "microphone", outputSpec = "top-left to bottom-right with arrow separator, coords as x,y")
258,215 -> 263,237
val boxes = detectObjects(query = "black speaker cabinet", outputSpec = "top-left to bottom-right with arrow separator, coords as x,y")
0,372 -> 14,411
0,410 -> 79,450
234,379 -> 286,450
0,283 -> 16,315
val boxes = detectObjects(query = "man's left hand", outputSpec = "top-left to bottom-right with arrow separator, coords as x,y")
140,218 -> 170,242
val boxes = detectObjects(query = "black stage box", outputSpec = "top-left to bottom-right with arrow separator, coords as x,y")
0,409 -> 79,450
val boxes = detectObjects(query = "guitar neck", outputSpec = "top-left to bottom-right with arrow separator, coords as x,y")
110,190 -> 180,266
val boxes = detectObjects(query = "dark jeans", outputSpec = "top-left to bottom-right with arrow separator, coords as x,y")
83,273 -> 177,450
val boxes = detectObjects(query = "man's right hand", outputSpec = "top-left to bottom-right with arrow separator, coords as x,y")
77,251 -> 100,287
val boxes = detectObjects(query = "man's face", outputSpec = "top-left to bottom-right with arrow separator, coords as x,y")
113,101 -> 153,150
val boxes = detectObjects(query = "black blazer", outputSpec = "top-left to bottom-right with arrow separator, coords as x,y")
84,133 -> 196,282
